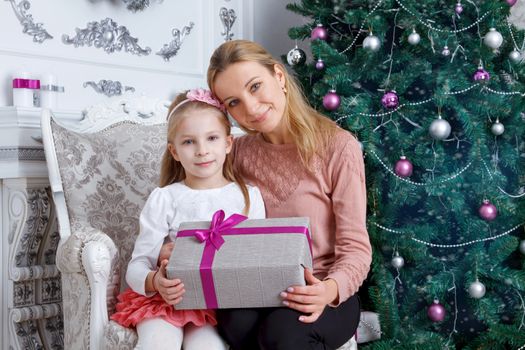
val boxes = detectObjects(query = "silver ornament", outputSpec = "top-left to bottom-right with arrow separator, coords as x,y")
429,116 -> 451,140
468,280 -> 486,299
103,30 -> 114,42
363,33 -> 381,52
441,46 -> 451,56
286,46 -> 306,66
491,121 -> 505,136
483,28 -> 503,50
519,240 -> 525,255
408,30 -> 421,45
509,50 -> 522,63
391,253 -> 405,269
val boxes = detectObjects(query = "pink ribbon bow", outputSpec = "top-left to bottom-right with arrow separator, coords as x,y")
192,210 -> 247,250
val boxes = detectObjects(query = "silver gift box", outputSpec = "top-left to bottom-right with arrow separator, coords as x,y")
166,216 -> 313,310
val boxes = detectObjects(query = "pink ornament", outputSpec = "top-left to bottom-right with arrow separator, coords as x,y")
381,91 -> 399,109
323,90 -> 341,111
473,68 -> 490,82
315,59 -> 325,70
506,0 -> 517,6
427,300 -> 446,322
311,24 -> 328,41
395,156 -> 413,177
479,200 -> 497,221
455,2 -> 464,14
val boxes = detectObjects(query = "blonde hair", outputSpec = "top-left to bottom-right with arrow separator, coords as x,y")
207,40 -> 339,168
160,91 -> 251,215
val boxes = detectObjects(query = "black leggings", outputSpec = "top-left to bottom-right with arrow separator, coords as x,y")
216,294 -> 360,350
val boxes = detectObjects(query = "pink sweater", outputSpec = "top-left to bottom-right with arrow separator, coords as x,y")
233,129 -> 372,305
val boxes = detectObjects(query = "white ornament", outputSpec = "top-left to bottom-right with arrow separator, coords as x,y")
468,280 -> 486,299
286,46 -> 306,66
429,116 -> 451,140
483,28 -> 503,50
519,240 -> 525,255
441,46 -> 451,56
363,33 -> 381,52
491,120 -> 505,136
509,50 -> 522,63
408,30 -> 421,45
391,253 -> 405,269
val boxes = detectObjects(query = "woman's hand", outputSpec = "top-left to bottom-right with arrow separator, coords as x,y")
280,268 -> 339,323
157,242 -> 175,266
154,259 -> 185,305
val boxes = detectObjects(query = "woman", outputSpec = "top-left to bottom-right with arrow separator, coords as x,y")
207,40 -> 372,350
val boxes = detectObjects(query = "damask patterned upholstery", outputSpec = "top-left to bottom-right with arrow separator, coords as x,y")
51,119 -> 166,349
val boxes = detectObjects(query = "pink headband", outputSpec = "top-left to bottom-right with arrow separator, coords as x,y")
167,88 -> 226,121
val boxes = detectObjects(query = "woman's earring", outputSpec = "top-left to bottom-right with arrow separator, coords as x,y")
282,86 -> 287,94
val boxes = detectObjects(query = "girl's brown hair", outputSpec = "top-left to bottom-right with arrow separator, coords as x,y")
159,91 -> 251,215
207,40 -> 339,168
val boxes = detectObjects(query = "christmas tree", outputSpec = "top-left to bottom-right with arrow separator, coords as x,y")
285,0 -> 525,348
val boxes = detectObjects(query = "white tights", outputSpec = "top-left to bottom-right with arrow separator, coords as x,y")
135,318 -> 227,350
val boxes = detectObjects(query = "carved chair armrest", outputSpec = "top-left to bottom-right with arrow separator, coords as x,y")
56,226 -> 120,350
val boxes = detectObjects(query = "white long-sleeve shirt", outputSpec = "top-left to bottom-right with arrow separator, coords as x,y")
126,181 -> 266,295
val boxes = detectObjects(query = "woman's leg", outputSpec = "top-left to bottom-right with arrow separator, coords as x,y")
135,317 -> 183,350
183,324 -> 228,350
258,294 -> 360,350
216,308 -> 270,350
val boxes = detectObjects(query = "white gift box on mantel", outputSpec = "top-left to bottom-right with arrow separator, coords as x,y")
166,210 -> 313,310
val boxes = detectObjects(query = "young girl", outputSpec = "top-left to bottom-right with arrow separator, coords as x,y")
111,88 -> 266,350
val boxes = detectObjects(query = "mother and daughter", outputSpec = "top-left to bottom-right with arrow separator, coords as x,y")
111,39 -> 372,350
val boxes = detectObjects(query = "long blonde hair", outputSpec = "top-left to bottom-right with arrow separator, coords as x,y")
207,40 -> 339,168
160,91 -> 251,215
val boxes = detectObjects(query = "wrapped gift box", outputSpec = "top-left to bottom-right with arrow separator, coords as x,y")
166,211 -> 312,310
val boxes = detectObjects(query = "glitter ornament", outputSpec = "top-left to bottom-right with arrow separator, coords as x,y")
315,58 -> 325,71
483,28 -> 504,50
395,156 -> 413,177
381,91 -> 399,109
473,65 -> 490,83
506,0 -> 517,6
391,252 -> 405,269
323,89 -> 341,111
363,33 -> 381,52
441,46 -> 451,56
429,115 -> 451,140
455,2 -> 464,14
519,240 -> 525,254
286,46 -> 306,66
491,120 -> 505,136
408,29 -> 421,45
427,300 -> 446,322
468,280 -> 486,299
509,50 -> 522,63
311,24 -> 328,41
479,199 -> 497,221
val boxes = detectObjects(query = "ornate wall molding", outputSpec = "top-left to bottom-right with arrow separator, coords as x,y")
122,0 -> 151,12
62,18 -> 151,56
0,147 -> 45,162
6,0 -> 53,43
220,7 -> 236,41
83,80 -> 135,97
156,22 -> 194,61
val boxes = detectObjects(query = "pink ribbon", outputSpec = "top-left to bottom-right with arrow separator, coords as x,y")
177,210 -> 312,309
12,78 -> 40,89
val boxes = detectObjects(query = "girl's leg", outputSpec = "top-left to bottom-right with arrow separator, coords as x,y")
135,317 -> 183,350
182,324 -> 228,350
258,294 -> 360,350
216,308 -> 269,350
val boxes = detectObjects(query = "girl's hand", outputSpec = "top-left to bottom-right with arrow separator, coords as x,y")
280,268 -> 339,323
155,259 -> 185,305
157,242 -> 175,266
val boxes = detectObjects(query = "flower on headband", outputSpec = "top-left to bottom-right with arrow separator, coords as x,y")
186,88 -> 226,113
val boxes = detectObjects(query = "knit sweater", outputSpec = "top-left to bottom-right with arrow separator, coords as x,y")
232,129 -> 372,305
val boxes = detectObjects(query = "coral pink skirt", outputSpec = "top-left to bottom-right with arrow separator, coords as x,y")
111,289 -> 217,328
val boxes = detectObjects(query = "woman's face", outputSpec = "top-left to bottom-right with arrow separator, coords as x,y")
212,61 -> 287,135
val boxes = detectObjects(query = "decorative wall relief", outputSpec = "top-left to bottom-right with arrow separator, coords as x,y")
156,22 -> 194,61
220,7 -> 236,41
83,80 -> 135,97
122,0 -> 150,12
6,0 -> 53,43
62,18 -> 151,56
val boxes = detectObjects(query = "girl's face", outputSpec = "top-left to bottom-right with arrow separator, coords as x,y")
212,61 -> 287,137
168,110 -> 233,189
